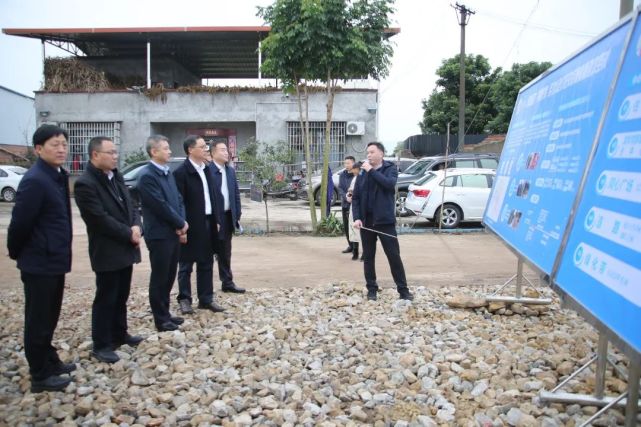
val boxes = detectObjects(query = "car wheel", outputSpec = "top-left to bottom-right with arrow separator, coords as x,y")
1,187 -> 16,202
314,187 -> 338,206
395,191 -> 411,217
437,204 -> 461,229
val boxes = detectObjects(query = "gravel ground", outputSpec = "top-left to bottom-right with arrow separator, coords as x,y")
0,281 -> 634,426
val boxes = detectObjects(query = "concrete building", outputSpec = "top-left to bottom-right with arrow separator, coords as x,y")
3,27 -> 394,175
0,85 -> 35,163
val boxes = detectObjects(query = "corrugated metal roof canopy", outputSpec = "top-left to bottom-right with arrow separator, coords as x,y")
3,26 -> 400,79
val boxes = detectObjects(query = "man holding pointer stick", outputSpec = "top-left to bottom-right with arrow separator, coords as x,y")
352,142 -> 414,302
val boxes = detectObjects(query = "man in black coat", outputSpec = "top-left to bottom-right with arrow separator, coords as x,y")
338,155 -> 356,254
74,136 -> 144,364
174,136 -> 225,314
209,141 -> 245,294
137,135 -> 188,331
7,124 -> 76,392
352,142 -> 414,302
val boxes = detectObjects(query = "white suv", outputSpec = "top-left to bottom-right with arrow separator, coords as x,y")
0,165 -> 27,202
405,168 -> 495,228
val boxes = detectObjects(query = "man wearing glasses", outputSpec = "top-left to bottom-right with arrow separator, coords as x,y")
74,137 -> 143,364
173,136 -> 225,314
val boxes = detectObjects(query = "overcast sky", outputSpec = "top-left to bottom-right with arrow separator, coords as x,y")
0,0 -> 638,150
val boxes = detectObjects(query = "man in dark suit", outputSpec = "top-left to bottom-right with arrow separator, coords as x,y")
209,141 -> 245,294
352,142 -> 414,302
74,136 -> 144,364
7,124 -> 76,392
174,136 -> 225,314
137,135 -> 188,331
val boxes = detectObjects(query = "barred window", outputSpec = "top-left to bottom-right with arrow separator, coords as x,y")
59,122 -> 121,175
287,121 -> 345,174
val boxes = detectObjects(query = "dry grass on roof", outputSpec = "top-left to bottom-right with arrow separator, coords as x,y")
44,57 -> 110,92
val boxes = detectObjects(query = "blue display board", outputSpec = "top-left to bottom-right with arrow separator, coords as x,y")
484,21 -> 630,274
555,15 -> 641,355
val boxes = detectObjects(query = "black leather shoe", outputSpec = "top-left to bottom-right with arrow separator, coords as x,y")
170,316 -> 184,325
198,301 -> 226,313
399,291 -> 414,301
367,290 -> 377,301
179,299 -> 194,314
222,284 -> 246,294
91,349 -> 120,364
341,246 -> 353,253
157,321 -> 179,332
52,362 -> 76,376
122,334 -> 144,346
31,375 -> 71,393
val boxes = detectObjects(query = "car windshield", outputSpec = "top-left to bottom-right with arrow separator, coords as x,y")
403,160 -> 425,174
123,164 -> 145,180
406,159 -> 437,175
415,172 -> 438,186
6,166 -> 27,175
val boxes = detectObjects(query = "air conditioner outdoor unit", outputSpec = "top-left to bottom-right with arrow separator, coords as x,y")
346,121 -> 365,136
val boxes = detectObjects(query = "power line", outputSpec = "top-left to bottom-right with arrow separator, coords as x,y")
476,9 -> 597,38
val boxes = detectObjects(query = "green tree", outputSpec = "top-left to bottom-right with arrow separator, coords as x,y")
259,0 -> 394,226
238,139 -> 294,189
419,54 -> 550,137
238,139 -> 294,233
420,54 -> 498,136
486,61 -> 551,133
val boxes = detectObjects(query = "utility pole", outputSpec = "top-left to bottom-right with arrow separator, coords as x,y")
452,3 -> 474,152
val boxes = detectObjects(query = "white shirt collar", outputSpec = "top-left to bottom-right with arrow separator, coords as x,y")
189,158 -> 205,171
150,160 -> 169,174
213,161 -> 225,171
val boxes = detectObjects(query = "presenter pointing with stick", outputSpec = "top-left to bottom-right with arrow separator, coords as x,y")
352,142 -> 414,302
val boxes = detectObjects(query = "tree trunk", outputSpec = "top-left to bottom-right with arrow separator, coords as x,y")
295,81 -> 317,228
320,73 -> 336,221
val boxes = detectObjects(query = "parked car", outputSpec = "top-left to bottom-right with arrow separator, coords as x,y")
396,152 -> 499,216
121,158 -> 185,207
405,168 -> 496,229
0,165 -> 28,202
304,170 -> 341,205
389,157 -> 417,173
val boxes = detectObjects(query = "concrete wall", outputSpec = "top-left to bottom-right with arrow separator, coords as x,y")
0,86 -> 35,146
152,121 -> 256,155
34,89 -> 378,162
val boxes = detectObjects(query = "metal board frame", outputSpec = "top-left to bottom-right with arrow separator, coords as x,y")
484,6 -> 641,425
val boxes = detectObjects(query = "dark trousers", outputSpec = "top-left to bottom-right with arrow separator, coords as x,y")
93,266 -> 133,350
21,272 -> 65,381
147,238 -> 180,326
342,207 -> 352,247
177,259 -> 214,304
214,211 -> 234,288
178,216 -> 215,304
360,219 -> 408,294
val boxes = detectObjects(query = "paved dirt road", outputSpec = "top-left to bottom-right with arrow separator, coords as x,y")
0,201 -> 538,294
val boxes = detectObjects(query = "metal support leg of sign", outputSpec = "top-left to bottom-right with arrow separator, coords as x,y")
485,257 -> 552,305
624,362 -> 640,427
539,335 -> 641,426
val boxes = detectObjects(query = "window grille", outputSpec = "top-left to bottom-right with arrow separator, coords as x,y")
287,121 -> 345,175
59,122 -> 121,175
